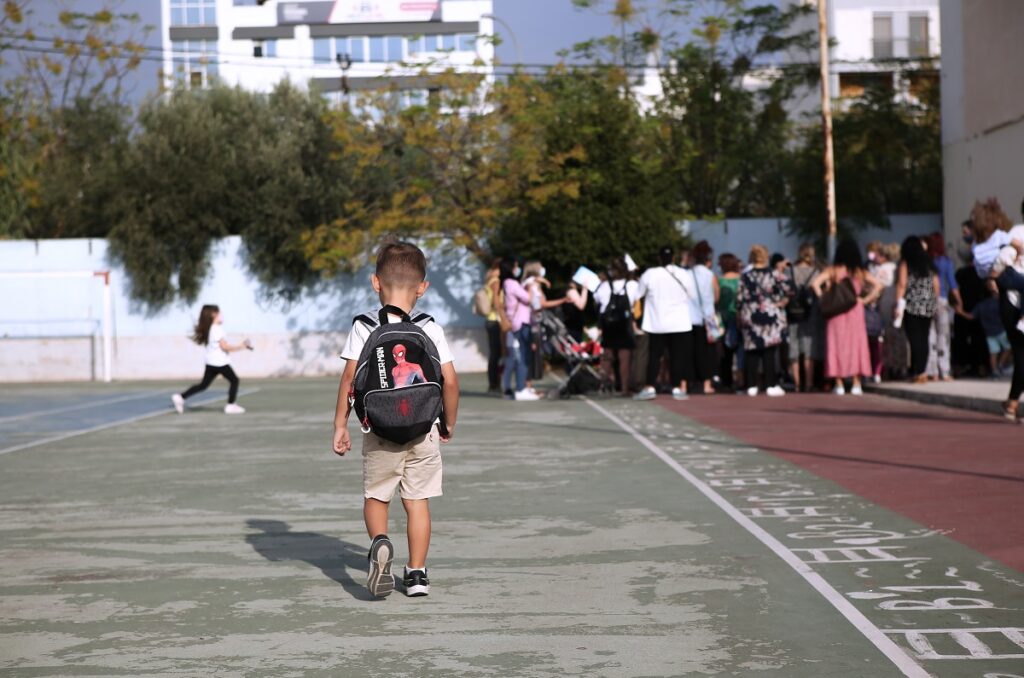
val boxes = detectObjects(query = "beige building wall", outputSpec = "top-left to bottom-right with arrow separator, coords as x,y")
941,0 -> 1024,258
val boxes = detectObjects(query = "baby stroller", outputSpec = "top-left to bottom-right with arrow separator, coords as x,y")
536,310 -> 611,398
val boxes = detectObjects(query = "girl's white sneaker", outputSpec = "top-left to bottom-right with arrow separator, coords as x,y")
833,384 -> 846,396
850,385 -> 864,396
746,387 -> 758,397
224,403 -> 246,414
171,394 -> 185,414
766,386 -> 785,397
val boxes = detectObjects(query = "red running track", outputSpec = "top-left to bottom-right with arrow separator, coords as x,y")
657,392 -> 1024,572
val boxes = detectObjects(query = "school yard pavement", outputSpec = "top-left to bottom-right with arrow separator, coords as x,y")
0,376 -> 1022,676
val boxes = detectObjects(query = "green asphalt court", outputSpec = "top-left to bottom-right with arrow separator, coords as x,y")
0,376 -> 1022,677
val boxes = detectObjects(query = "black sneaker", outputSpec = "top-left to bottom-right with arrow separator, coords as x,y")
403,567 -> 430,597
366,535 -> 395,597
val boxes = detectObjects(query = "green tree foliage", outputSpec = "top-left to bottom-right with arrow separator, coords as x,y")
107,82 -> 355,307
0,1 -> 150,238
789,74 -> 942,238
302,70 -> 584,274
656,1 -> 816,219
491,67 -> 682,279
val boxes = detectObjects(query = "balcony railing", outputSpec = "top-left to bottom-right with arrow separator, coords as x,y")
871,37 -> 936,60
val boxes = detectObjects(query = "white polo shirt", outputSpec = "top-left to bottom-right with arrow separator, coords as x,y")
637,265 -> 694,334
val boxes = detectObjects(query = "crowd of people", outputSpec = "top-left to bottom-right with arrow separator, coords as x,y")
476,197 -> 1024,421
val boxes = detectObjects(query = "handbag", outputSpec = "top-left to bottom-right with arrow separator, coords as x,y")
691,268 -> 724,343
819,277 -> 857,319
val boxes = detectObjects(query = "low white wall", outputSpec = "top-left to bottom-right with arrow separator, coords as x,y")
0,236 -> 488,382
0,329 -> 488,382
683,214 -> 943,261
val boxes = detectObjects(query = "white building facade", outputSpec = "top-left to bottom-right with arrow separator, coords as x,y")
827,0 -> 940,99
160,0 -> 494,100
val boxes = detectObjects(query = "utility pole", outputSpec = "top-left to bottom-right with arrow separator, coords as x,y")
817,0 -> 837,257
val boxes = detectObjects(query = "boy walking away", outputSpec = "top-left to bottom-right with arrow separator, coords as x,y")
332,242 -> 459,598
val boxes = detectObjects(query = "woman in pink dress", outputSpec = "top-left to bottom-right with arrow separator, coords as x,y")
811,240 -> 883,395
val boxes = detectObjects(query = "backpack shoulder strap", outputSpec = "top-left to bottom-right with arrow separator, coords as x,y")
353,313 -> 379,329
411,312 -> 434,327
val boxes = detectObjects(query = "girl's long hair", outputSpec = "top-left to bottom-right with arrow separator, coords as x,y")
191,305 -> 219,346
833,239 -> 864,272
901,237 -> 936,278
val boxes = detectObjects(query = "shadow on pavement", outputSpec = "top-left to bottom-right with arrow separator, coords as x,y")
245,519 -> 378,601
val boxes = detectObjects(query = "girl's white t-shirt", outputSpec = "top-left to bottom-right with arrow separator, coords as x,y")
206,324 -> 230,367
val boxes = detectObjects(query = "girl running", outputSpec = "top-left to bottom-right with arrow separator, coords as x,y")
171,305 -> 251,414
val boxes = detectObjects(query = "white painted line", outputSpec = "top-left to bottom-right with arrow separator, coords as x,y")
0,388 -> 261,457
583,397 -> 930,678
0,390 -> 168,424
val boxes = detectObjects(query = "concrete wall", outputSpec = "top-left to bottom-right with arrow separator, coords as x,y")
0,237 -> 487,382
940,0 -> 1024,259
681,214 -> 943,263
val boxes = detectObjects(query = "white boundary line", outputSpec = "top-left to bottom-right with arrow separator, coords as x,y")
583,397 -> 930,678
0,390 -> 168,424
0,388 -> 261,457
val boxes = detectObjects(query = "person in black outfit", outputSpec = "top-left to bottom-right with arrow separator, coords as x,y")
563,281 -> 589,343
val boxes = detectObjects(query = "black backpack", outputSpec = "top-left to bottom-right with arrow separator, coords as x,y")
351,305 -> 446,444
787,270 -> 818,323
600,282 -> 632,332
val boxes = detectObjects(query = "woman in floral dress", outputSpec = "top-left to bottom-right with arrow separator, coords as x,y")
737,244 -> 792,397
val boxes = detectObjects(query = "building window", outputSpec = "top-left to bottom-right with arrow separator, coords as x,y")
407,35 -> 424,55
369,36 -> 385,62
387,36 -> 405,61
171,39 -> 217,88
254,39 -> 276,58
908,14 -> 930,57
872,14 -> 893,59
457,34 -> 477,52
314,37 -> 371,64
349,37 -> 366,62
442,34 -> 456,50
170,0 -> 216,26
314,37 -> 331,63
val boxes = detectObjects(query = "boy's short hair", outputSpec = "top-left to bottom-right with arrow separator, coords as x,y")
376,242 -> 427,287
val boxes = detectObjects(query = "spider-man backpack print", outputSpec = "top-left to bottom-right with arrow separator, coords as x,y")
350,305 -> 446,444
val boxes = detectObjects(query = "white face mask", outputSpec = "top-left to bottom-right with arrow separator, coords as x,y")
513,266 -> 521,278
539,267 -> 546,279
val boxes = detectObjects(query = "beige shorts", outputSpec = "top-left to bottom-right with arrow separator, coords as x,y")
362,426 -> 443,502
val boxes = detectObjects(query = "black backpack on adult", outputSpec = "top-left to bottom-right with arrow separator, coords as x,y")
599,282 -> 632,334
350,305 -> 446,444
787,271 -> 818,323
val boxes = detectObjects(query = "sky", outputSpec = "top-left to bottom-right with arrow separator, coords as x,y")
4,1 -> 628,104
492,0 -> 619,66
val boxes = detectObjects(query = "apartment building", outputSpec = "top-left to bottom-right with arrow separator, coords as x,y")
161,0 -> 494,102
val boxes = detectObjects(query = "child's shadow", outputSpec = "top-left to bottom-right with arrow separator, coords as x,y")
245,519 -> 377,601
